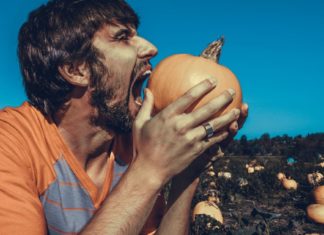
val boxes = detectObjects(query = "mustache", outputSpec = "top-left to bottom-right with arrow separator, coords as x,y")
133,60 -> 151,77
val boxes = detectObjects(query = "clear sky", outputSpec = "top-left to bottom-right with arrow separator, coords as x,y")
0,0 -> 323,139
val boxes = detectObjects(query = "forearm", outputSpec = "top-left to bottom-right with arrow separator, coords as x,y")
156,178 -> 199,235
80,163 -> 162,235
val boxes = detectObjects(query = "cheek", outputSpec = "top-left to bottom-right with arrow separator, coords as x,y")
109,48 -> 137,69
108,55 -> 136,84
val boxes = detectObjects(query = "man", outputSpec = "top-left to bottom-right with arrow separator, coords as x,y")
0,0 -> 247,234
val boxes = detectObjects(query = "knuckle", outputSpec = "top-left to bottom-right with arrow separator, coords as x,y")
174,119 -> 187,134
184,90 -> 198,101
183,132 -> 195,143
210,119 -> 221,131
158,111 -> 169,122
194,143 -> 204,154
231,109 -> 240,119
195,106 -> 211,118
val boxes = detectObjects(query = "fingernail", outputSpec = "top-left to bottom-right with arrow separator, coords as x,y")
227,88 -> 235,97
208,77 -> 217,87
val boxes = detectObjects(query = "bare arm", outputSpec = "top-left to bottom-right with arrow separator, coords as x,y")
156,178 -> 199,235
156,146 -> 225,235
80,160 -> 162,235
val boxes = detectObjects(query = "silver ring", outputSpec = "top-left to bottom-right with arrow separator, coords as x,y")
202,123 -> 214,138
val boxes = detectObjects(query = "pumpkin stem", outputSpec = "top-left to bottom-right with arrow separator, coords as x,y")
200,36 -> 224,63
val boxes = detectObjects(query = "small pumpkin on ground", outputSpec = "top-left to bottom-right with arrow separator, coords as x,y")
282,177 -> 298,190
313,185 -> 324,204
192,200 -> 224,224
277,172 -> 286,181
307,204 -> 324,224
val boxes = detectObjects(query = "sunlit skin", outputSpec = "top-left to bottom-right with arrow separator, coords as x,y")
56,22 -> 248,234
92,23 -> 157,119
56,22 -> 157,172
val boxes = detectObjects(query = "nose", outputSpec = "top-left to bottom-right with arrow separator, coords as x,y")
136,36 -> 158,59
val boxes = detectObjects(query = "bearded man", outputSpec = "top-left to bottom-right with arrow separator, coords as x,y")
0,0 -> 247,234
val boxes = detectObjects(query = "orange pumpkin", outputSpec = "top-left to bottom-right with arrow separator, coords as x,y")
282,178 -> 298,190
307,204 -> 324,224
277,172 -> 286,181
247,166 -> 255,174
254,165 -> 264,171
313,185 -> 324,204
192,201 -> 224,224
148,38 -> 242,118
318,162 -> 324,168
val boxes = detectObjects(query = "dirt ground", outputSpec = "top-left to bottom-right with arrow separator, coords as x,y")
190,156 -> 324,234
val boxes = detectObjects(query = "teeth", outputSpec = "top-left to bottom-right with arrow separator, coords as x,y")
142,70 -> 152,77
135,96 -> 143,106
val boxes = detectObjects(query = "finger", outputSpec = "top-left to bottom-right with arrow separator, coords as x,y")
183,88 -> 235,129
210,148 -> 225,162
162,77 -> 217,117
208,144 -> 224,159
209,108 -> 240,133
202,131 -> 229,149
190,108 -> 240,140
229,121 -> 239,134
188,144 -> 222,174
203,144 -> 224,165
134,88 -> 154,127
133,89 -> 154,144
241,103 -> 249,116
228,103 -> 248,139
238,103 -> 249,129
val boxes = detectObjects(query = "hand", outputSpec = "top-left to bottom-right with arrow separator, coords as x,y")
221,103 -> 249,148
170,103 -> 248,197
230,103 -> 249,133
131,78 -> 240,186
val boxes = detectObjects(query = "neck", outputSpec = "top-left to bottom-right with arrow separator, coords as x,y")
54,88 -> 115,170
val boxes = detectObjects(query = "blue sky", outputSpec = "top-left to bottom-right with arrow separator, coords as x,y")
0,0 -> 323,139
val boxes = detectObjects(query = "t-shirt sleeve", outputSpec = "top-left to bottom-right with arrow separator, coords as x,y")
0,125 -> 46,234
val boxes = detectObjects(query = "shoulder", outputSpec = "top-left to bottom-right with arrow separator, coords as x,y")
0,101 -> 51,136
0,102 -> 38,127
0,102 -> 51,158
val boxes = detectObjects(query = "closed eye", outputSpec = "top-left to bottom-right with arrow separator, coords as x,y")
114,29 -> 132,41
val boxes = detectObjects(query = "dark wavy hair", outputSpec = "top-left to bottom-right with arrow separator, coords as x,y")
18,0 -> 139,115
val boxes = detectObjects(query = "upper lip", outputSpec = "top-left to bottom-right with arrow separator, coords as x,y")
138,64 -> 152,80
131,63 -> 152,87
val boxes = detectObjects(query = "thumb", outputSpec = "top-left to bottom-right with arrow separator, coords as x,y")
134,88 -> 154,126
133,88 -> 154,147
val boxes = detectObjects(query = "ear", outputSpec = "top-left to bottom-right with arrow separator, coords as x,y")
58,62 -> 90,87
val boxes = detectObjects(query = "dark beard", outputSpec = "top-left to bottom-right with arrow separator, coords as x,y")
88,52 -> 146,134
91,86 -> 133,133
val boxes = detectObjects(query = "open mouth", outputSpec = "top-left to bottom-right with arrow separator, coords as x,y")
132,69 -> 152,107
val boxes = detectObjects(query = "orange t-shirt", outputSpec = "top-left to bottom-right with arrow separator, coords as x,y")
0,102 -> 164,234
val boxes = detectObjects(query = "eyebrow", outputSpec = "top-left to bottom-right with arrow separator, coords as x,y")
113,27 -> 135,38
